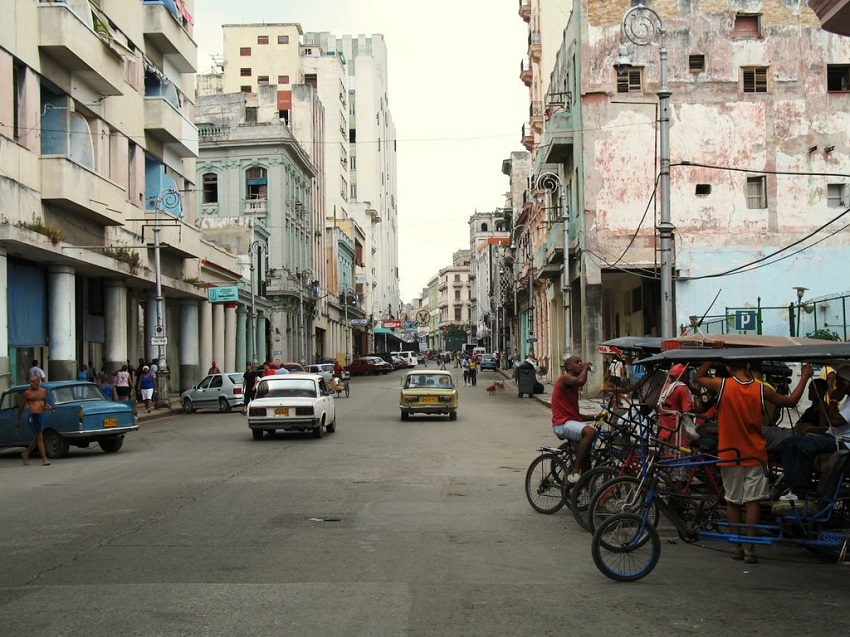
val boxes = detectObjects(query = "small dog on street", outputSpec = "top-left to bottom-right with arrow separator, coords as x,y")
486,383 -> 497,395
485,381 -> 506,395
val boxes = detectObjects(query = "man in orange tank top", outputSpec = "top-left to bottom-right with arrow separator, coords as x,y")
696,359 -> 812,564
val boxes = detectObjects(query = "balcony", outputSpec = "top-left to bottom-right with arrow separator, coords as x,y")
438,280 -> 448,291
530,100 -> 545,133
243,199 -> 268,215
540,105 -> 575,165
452,280 -> 463,287
528,30 -> 541,61
518,0 -> 531,22
142,2 -> 197,73
543,222 -> 565,266
144,97 -> 199,158
521,123 -> 534,151
520,59 -> 532,86
38,3 -> 125,96
810,0 -> 850,35
40,157 -> 127,226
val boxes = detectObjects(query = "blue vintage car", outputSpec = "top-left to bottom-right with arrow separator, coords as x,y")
0,381 -> 138,458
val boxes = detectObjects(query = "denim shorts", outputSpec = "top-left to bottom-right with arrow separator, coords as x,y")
552,420 -> 587,442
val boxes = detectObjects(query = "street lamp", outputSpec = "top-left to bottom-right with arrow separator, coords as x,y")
148,188 -> 179,407
248,240 -> 262,365
510,224 -> 533,358
793,286 -> 808,337
617,3 -> 675,338
534,171 -> 571,358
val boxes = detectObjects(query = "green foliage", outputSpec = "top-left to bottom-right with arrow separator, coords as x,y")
806,328 -> 841,341
20,217 -> 63,245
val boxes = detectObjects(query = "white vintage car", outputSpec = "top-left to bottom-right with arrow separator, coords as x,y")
247,374 -> 336,439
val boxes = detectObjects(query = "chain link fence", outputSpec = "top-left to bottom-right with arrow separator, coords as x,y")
693,293 -> 850,341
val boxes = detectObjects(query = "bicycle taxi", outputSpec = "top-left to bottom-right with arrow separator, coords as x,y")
590,341 -> 850,582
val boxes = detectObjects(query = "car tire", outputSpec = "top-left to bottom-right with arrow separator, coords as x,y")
218,396 -> 231,413
449,412 -> 457,421
98,436 -> 124,453
313,420 -> 324,438
182,397 -> 195,414
326,416 -> 336,434
43,430 -> 70,459
251,429 -> 264,440
400,410 -> 409,421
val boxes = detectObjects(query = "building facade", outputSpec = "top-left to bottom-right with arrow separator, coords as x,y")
0,0 -> 243,393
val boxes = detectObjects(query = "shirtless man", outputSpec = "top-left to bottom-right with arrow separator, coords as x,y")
16,375 -> 54,466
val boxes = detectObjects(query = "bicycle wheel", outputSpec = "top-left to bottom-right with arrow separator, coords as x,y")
524,452 -> 570,514
592,513 -> 661,582
570,466 -> 618,532
588,476 -> 659,534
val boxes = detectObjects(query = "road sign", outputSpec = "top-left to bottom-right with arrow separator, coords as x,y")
383,320 -> 402,329
150,336 -> 168,346
527,337 -> 538,343
416,310 -> 430,325
208,286 -> 239,303
351,319 -> 368,327
735,310 -> 757,331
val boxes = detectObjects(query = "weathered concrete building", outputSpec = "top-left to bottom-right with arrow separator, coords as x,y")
0,0 -> 242,392
519,0 -> 850,390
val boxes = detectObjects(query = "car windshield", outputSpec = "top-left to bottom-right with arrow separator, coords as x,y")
227,374 -> 243,384
256,379 -> 317,399
50,384 -> 107,404
405,375 -> 454,389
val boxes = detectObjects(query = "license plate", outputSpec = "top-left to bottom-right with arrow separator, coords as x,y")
274,408 -> 289,416
103,418 -> 117,428
423,397 -> 437,404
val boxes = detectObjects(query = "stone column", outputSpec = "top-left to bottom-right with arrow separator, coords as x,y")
199,301 -> 212,377
48,265 -> 76,380
236,305 -> 247,369
211,303 -> 224,371
0,248 -> 9,392
257,311 -> 267,364
224,302 -> 237,372
104,280 -> 128,375
180,300 -> 200,391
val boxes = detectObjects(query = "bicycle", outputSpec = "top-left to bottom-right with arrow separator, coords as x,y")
591,446 -> 850,582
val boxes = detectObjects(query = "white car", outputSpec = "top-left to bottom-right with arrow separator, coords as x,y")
247,374 -> 336,439
304,363 -> 335,382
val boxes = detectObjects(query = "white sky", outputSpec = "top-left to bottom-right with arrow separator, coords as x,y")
194,0 -> 529,303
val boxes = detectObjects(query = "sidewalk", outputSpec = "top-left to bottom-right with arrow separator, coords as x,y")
133,394 -> 183,424
494,368 -> 601,414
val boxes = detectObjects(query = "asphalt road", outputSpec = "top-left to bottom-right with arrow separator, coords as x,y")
0,368 -> 847,636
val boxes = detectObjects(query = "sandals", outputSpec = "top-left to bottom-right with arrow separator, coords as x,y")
732,546 -> 758,563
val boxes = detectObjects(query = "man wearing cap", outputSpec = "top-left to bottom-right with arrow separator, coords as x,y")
779,364 -> 850,501
551,356 -> 597,484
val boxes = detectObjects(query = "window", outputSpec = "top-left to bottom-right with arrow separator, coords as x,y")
202,173 -> 218,204
240,85 -> 252,93
257,35 -> 269,45
257,76 -> 269,85
246,166 -> 267,200
827,184 -> 848,208
240,68 -> 251,77
742,67 -> 768,93
616,68 -> 642,94
746,176 -> 767,209
827,65 -> 850,92
454,274 -> 460,282
732,14 -> 760,38
454,290 -> 461,301
689,55 -> 705,73
240,47 -> 251,56
245,106 -> 257,123
278,35 -> 289,44
277,75 -> 290,85
454,309 -> 462,322
695,184 -> 711,196
13,62 -> 24,141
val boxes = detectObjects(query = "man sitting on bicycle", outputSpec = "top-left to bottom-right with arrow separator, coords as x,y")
551,356 -> 597,485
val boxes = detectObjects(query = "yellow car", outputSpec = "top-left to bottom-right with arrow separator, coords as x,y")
399,370 -> 458,421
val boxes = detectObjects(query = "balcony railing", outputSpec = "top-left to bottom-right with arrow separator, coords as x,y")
520,59 -> 532,86
521,123 -> 534,151
244,199 -> 267,215
528,30 -> 541,59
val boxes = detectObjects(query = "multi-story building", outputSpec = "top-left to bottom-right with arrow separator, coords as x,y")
468,211 -> 510,354
520,0 -> 850,392
0,0 -> 241,392
436,251 -> 473,346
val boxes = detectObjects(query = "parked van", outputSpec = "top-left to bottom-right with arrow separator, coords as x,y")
472,347 -> 487,358
392,351 -> 419,368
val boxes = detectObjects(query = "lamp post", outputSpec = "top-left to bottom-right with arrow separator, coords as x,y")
617,3 -> 675,338
149,188 -> 179,407
510,224 -> 533,358
248,240 -> 262,365
534,171 -> 571,358
793,286 -> 808,337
